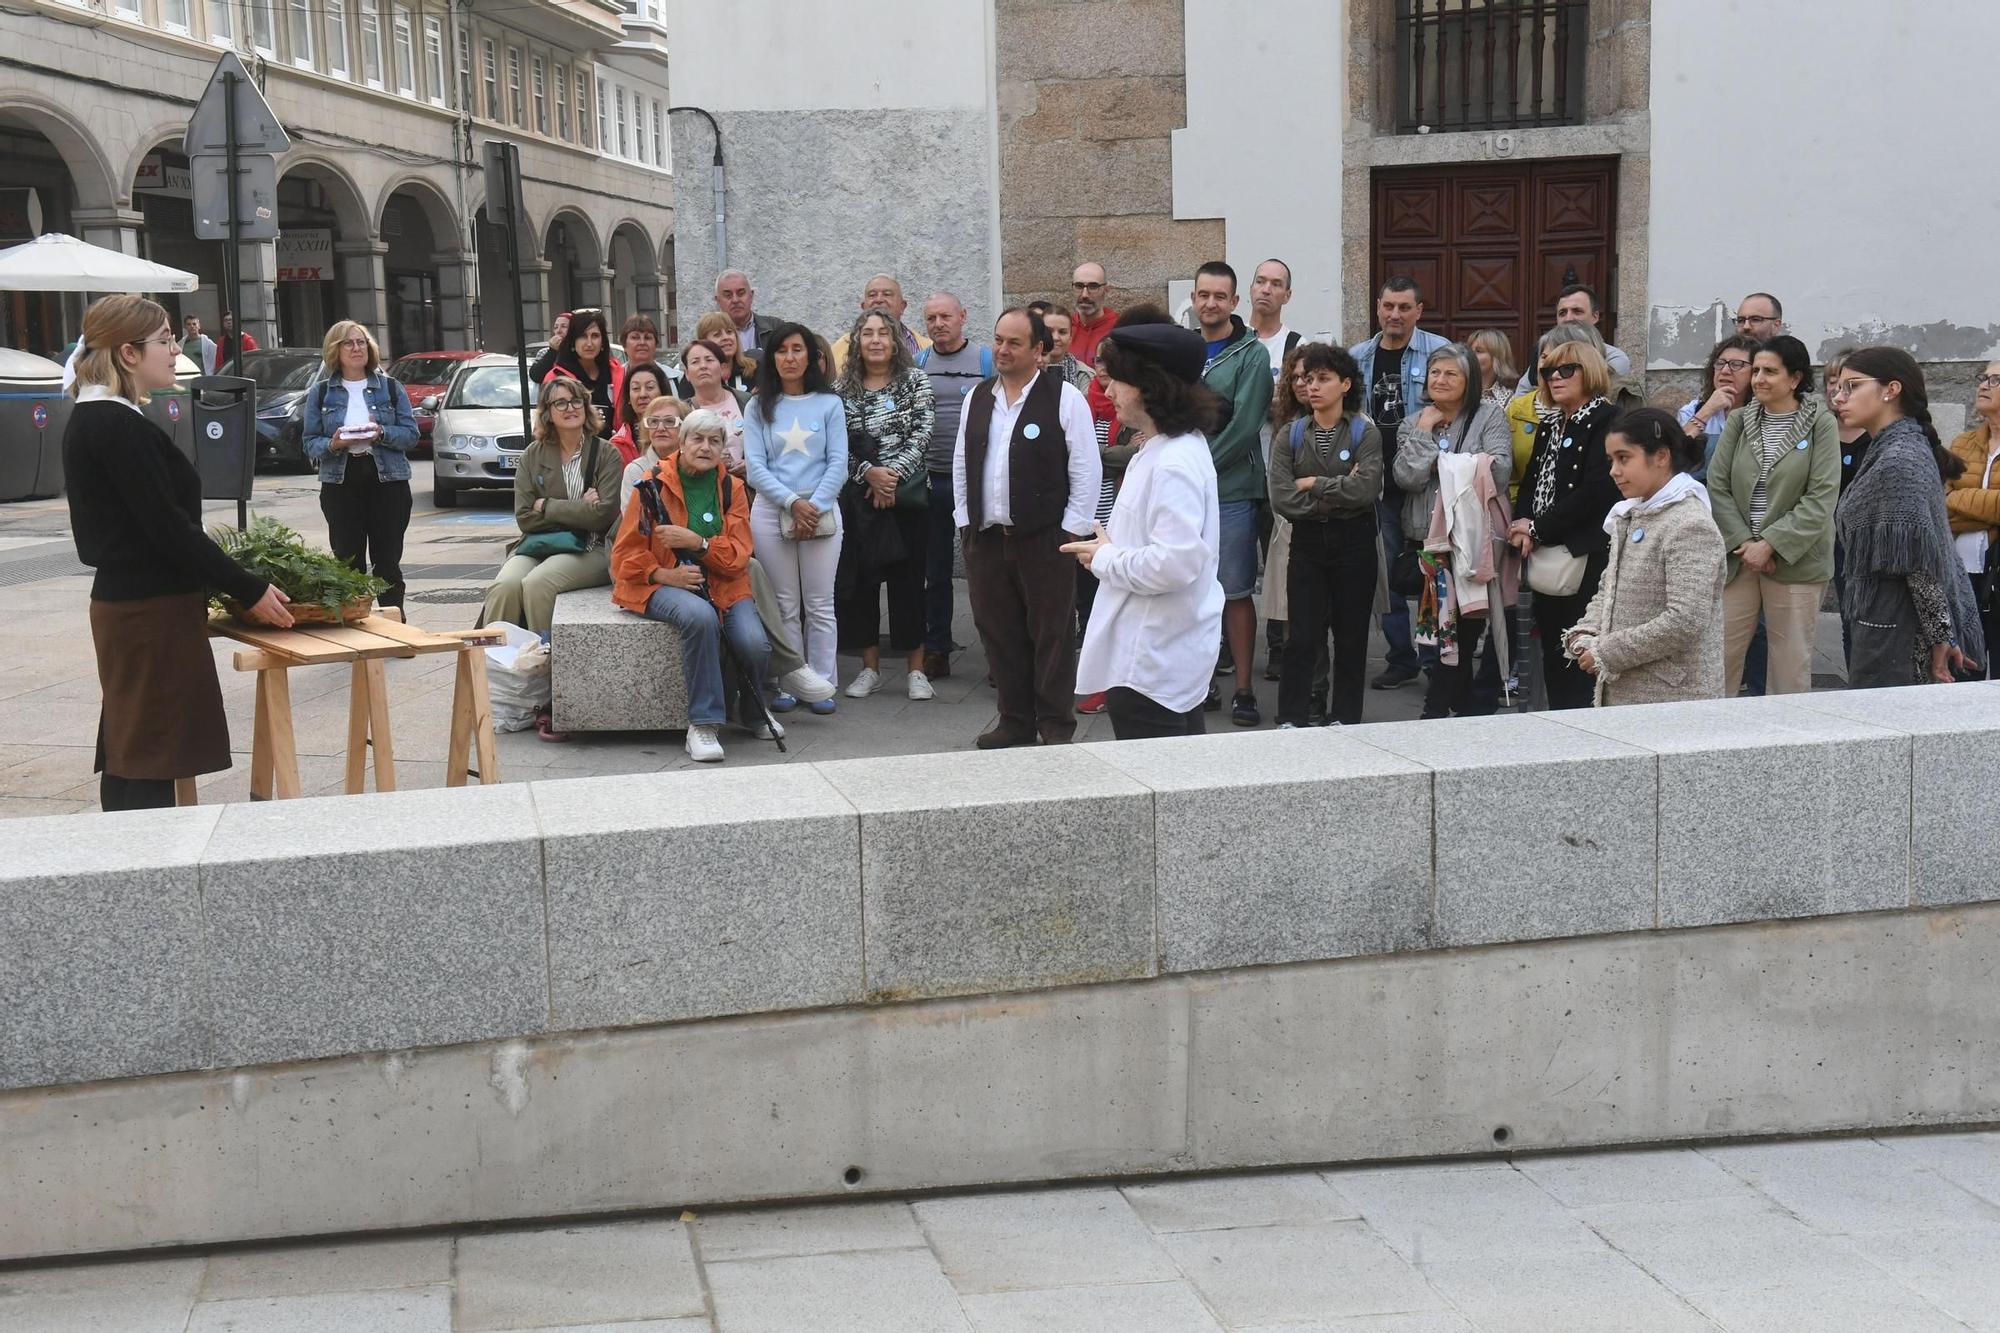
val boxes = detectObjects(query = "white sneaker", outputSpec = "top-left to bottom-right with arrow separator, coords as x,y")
906,670 -> 935,701
685,724 -> 724,762
844,667 -> 881,698
779,665 -> 836,703
749,716 -> 785,740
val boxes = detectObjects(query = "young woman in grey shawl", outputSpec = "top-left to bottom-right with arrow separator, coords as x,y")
1830,348 -> 1984,685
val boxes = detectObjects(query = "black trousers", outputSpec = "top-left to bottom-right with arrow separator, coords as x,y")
965,523 -> 1078,742
1280,513 -> 1377,726
838,503 -> 929,652
1106,686 -> 1206,740
100,773 -> 175,811
1531,549 -> 1610,711
320,454 -> 413,607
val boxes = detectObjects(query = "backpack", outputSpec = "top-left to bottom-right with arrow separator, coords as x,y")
1288,414 -> 1367,459
917,343 -> 993,376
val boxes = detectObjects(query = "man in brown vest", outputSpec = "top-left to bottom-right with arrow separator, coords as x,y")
952,308 -> 1103,747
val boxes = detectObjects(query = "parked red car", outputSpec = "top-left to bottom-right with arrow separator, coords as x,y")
387,351 -> 484,458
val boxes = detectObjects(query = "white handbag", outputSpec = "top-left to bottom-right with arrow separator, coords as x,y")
1526,544 -> 1588,597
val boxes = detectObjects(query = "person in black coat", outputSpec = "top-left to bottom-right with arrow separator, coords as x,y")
63,296 -> 294,811
1508,342 -> 1622,710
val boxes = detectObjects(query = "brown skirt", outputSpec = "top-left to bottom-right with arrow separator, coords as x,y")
90,592 -> 232,780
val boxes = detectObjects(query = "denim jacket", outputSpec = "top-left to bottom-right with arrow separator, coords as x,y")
1348,328 -> 1450,428
303,371 -> 418,483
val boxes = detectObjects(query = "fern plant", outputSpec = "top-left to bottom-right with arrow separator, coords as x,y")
209,515 -> 387,619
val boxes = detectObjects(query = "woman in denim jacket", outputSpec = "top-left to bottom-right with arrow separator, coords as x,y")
303,321 -> 419,607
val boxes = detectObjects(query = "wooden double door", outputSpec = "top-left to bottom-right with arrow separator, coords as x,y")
1371,157 -> 1617,369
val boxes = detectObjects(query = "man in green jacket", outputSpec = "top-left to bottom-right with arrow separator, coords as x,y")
1193,261 -> 1275,725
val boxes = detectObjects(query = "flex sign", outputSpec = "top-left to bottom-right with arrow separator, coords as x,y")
276,229 -> 332,282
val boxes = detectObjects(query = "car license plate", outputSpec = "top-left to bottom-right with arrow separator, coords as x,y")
498,452 -> 519,471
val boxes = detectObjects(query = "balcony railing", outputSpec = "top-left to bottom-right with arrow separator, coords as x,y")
1394,0 -> 1589,134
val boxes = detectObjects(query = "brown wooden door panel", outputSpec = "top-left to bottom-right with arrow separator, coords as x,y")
1371,157 -> 1617,368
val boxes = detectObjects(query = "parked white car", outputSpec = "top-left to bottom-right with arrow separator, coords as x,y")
429,354 -> 542,507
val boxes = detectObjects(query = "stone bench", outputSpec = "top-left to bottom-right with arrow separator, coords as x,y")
549,588 -> 689,732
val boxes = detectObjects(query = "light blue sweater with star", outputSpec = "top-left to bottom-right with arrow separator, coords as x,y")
744,391 -> 849,513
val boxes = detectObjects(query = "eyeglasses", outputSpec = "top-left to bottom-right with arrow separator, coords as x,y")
1071,281 -> 1106,292
1538,362 -> 1582,382
548,398 -> 586,412
1828,377 -> 1879,400
1734,314 -> 1779,327
130,335 -> 179,349
645,417 -> 683,430
1976,374 -> 2000,389
340,337 -> 371,349
1714,358 -> 1752,373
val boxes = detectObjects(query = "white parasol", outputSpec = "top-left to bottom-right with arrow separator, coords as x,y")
0,232 -> 199,294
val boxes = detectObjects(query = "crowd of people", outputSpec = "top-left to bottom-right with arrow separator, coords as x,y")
58,254 -> 2000,799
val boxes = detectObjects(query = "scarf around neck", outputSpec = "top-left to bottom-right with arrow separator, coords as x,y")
1837,416 -> 1986,662
1603,470 -> 1709,535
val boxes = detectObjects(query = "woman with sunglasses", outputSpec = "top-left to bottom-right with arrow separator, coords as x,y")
1944,359 -> 2000,675
1507,341 -> 1622,709
1832,348 -> 1984,686
303,320 -> 419,609
1676,334 -> 1759,482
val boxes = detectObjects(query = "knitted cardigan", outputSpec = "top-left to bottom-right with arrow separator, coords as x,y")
1565,490 -> 1726,707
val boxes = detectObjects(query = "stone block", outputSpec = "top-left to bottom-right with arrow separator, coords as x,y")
816,747 -> 1155,1000
0,806 -> 218,1090
914,1187 -> 1178,1294
550,588 -> 688,733
1789,683 -> 2000,907
1000,138 -> 1174,219
959,1282 -> 1224,1333
1091,729 -> 1430,973
199,785 -> 549,1066
1072,215 -> 1227,294
454,1220 -> 703,1330
1545,698 -> 1909,927
1002,76 -> 1188,143
1355,715 -> 1658,945
1158,1222 -> 1451,1326
534,767 -> 863,1029
999,215 -> 1081,293
997,0 -> 1185,82
706,1248 -> 971,1333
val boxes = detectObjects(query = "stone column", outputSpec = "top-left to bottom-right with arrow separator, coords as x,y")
334,238 -> 390,346
632,270 -> 664,328
71,207 -> 145,257
432,248 -> 474,351
576,264 -> 614,316
520,257 -> 553,349
240,240 -> 280,353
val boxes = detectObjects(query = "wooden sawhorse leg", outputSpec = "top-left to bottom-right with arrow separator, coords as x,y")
248,667 -> 302,800
344,658 -> 398,794
445,645 -> 500,786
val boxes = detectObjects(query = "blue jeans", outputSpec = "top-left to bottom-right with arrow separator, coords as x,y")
924,472 -> 956,652
644,586 -> 771,726
1743,617 -> 1769,696
1376,498 -> 1418,674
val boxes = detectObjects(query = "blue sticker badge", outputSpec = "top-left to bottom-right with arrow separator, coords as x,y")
1339,449 -> 1352,462
1631,527 -> 1646,544
702,512 -> 715,524
1843,454 -> 1854,465
1562,437 -> 1574,450
1024,423 -> 1041,440
1794,439 -> 1809,451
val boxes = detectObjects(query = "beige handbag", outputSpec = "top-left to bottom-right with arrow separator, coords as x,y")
1526,544 -> 1588,597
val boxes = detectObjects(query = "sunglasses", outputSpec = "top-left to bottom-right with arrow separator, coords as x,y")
1538,362 -> 1582,382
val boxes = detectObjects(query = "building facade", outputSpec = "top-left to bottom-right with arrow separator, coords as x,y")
0,0 -> 674,361
662,0 -> 1995,421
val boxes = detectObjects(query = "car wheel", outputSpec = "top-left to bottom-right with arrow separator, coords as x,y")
433,482 -> 459,508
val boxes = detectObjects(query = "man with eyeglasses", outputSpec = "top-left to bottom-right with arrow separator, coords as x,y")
1066,262 -> 1119,369
1734,293 -> 1785,340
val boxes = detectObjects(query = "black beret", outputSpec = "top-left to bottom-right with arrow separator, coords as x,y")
1102,323 -> 1207,384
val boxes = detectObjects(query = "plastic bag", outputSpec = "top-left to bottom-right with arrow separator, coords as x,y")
484,621 -> 549,732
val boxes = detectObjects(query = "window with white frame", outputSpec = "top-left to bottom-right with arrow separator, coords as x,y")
652,100 -> 665,168
507,46 -> 523,124
115,0 -> 140,19
392,6 -> 415,95
161,0 -> 192,30
249,0 -> 275,53
284,0 -> 311,63
596,73 -> 608,150
482,39 -> 499,121
207,0 -> 233,44
576,69 -> 591,147
423,14 -> 446,106
326,0 -> 350,77
554,61 -> 570,139
358,0 -> 383,86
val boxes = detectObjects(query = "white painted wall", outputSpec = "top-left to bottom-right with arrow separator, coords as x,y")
663,0 -> 989,112
1649,0 -> 2000,366
1172,0 -> 1343,339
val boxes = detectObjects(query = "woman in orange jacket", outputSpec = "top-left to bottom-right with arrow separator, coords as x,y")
612,407 -> 773,761
1945,358 -> 2000,676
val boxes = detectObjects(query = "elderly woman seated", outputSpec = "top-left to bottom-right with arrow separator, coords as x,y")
612,408 -> 775,762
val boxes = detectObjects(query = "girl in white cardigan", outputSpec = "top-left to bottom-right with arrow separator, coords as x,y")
1065,324 -> 1226,740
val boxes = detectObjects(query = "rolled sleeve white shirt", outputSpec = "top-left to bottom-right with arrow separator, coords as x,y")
952,369 -> 1101,535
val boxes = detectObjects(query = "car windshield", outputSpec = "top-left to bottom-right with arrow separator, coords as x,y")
238,352 -> 323,391
388,355 -> 466,385
449,364 -> 541,409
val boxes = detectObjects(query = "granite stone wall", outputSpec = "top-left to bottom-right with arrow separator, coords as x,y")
671,108 -> 997,350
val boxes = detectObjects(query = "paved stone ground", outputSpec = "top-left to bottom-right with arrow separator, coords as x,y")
4,1131 -> 1998,1330
0,463 -> 1852,814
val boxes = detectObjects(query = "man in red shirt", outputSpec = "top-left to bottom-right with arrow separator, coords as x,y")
1066,262 -> 1118,368
217,312 -> 259,369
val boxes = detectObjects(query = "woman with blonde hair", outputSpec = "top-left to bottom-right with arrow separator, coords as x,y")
303,319 -> 419,607
1467,329 -> 1518,410
63,295 -> 293,809
689,310 -> 757,392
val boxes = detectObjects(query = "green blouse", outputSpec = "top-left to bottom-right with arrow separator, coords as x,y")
680,465 -> 722,539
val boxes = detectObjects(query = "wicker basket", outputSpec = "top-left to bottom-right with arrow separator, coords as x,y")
221,594 -> 375,625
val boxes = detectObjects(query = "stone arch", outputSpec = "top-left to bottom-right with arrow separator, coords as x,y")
119,123 -> 194,201
378,174 -> 473,353
374,173 -> 461,251
274,155 -> 375,346
606,218 -> 658,332
0,95 -> 119,214
542,207 -> 603,316
277,153 -> 374,240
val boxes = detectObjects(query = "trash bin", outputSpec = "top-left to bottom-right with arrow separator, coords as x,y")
193,376 -> 257,503
0,348 -> 70,502
142,350 -> 201,464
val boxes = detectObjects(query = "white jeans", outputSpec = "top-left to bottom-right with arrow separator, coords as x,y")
750,496 -> 843,683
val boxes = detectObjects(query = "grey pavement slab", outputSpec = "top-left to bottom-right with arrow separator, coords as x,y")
1574,1192 -> 1868,1295
500,1323 -> 710,1333
1685,1270 -> 1973,1333
1877,1130 -> 2000,1208
1323,1162 -> 1608,1264
0,804 -> 219,1089
1158,1220 -> 1452,1326
199,783 -> 550,1066
0,1256 -> 205,1333
199,1236 -> 451,1300
1235,1318 -> 1476,1333
694,1201 -> 924,1262
534,765 -> 864,1028
705,1247 -> 971,1333
1698,1137 -> 2000,1233
1843,1223 -> 2000,1333
453,1220 -> 705,1330
1120,1170 -> 1359,1234
1545,697 -> 1911,927
959,1280 -> 1223,1333
184,1284 -> 451,1332
915,1187 -> 1179,1295
1356,713 -> 1659,944
1090,727 -> 1432,972
1510,1145 -> 1754,1209
1419,1251 -> 1715,1333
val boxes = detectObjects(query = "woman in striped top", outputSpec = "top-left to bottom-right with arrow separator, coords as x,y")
1707,335 -> 1840,695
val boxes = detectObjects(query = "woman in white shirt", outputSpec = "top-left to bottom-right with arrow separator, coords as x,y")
1064,324 -> 1224,739
302,320 -> 419,607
